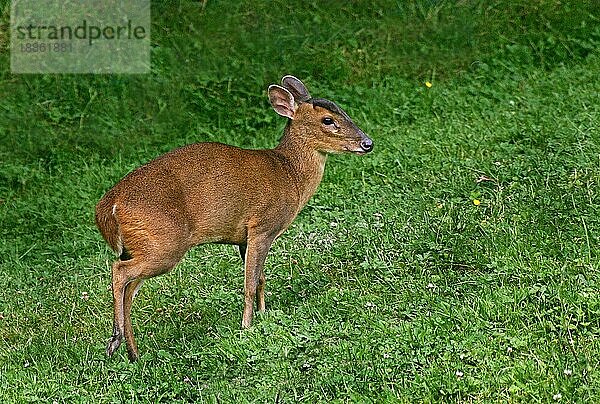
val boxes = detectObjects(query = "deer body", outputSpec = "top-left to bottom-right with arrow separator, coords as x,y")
96,76 -> 372,361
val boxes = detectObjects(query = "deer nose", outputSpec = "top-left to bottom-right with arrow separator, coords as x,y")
360,137 -> 373,153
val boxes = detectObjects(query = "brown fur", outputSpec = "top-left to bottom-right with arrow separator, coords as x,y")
96,76 -> 373,361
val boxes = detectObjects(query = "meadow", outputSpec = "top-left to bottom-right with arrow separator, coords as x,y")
1,0 -> 600,402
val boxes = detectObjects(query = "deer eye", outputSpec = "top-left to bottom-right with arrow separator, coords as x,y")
322,117 -> 335,125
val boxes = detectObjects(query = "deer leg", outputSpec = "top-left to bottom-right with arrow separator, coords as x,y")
123,279 -> 144,362
241,235 -> 274,328
106,253 -> 181,360
107,260 -> 128,357
257,270 -> 266,313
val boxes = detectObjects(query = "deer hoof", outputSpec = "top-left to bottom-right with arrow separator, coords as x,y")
106,334 -> 122,357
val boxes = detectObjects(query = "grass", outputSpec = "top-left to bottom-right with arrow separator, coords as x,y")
1,0 -> 600,401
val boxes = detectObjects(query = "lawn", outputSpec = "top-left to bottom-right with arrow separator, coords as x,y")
1,0 -> 600,402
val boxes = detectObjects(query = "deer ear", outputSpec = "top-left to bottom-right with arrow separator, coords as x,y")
281,75 -> 311,103
268,85 -> 296,119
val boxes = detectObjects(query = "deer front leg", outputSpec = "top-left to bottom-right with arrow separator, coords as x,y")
240,243 -> 266,313
256,270 -> 266,313
241,235 -> 273,328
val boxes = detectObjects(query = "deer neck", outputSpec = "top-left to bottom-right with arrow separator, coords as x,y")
274,125 -> 328,211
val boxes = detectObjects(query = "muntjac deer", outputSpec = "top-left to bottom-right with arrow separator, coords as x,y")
95,75 -> 373,361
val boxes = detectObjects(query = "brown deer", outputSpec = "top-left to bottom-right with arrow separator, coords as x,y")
95,75 -> 373,361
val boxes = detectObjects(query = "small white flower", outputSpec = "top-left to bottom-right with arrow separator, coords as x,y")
564,369 -> 572,376
455,370 -> 463,378
507,346 -> 513,353
427,283 -> 435,289
81,291 -> 89,301
553,393 -> 562,400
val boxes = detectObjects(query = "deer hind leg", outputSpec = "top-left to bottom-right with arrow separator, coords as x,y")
106,251 -> 183,361
123,278 -> 144,362
106,259 -> 129,358
105,206 -> 192,360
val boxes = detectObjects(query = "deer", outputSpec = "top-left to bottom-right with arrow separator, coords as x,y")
95,75 -> 373,361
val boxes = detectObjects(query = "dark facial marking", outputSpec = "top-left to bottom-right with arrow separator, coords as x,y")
309,98 -> 343,114
307,98 -> 363,134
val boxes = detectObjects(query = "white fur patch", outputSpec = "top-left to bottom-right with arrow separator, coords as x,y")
116,235 -> 123,258
132,279 -> 144,299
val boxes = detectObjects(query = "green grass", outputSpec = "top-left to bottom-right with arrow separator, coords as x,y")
1,0 -> 600,402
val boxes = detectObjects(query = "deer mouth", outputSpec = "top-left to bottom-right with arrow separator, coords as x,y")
343,140 -> 373,155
